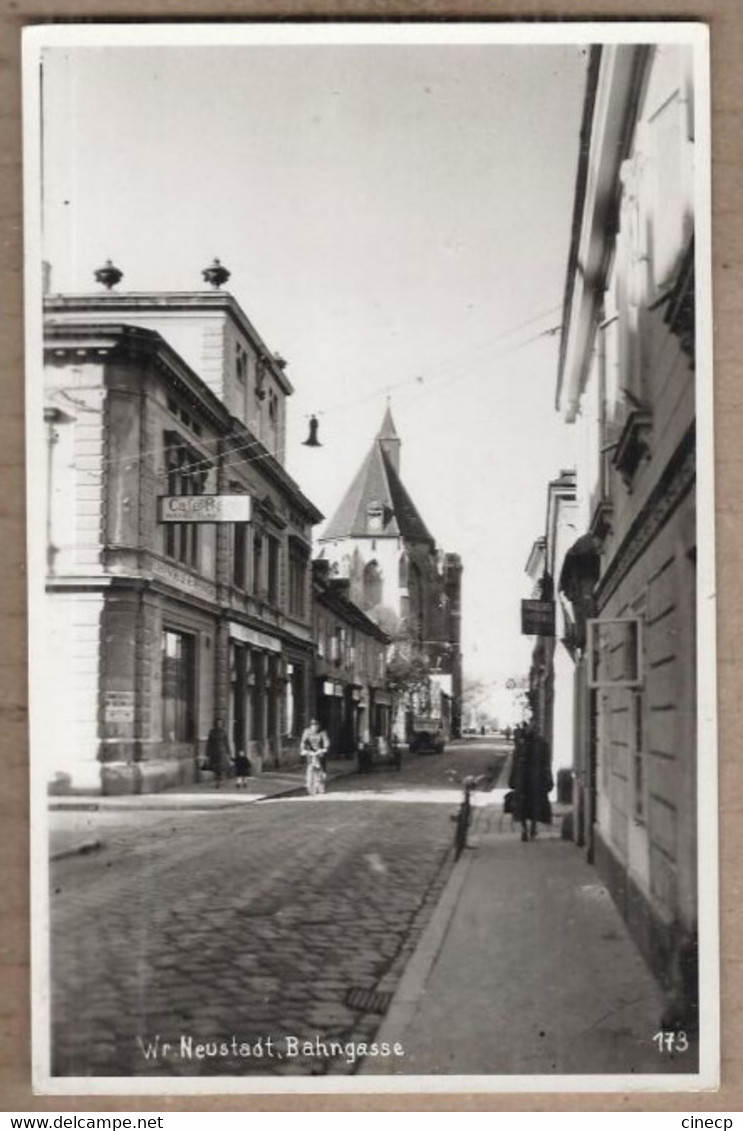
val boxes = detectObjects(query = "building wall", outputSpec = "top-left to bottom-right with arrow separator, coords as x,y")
45,358 -> 107,577
595,470 -> 696,929
558,43 -> 699,1013
43,316 -> 319,793
45,590 -> 105,792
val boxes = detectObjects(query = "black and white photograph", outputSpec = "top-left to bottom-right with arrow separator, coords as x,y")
22,22 -> 716,1094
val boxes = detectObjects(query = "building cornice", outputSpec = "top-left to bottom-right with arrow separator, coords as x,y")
44,291 -> 294,394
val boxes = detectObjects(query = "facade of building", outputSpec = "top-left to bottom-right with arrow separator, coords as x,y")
316,407 -> 463,739
43,283 -> 323,794
312,560 -> 391,756
556,44 -> 699,1020
524,470 -> 579,792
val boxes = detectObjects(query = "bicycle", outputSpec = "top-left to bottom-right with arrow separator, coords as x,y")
303,747 -> 326,796
450,773 -> 490,859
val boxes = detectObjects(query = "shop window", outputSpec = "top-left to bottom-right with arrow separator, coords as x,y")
161,629 -> 195,742
267,654 -> 279,739
284,662 -> 305,740
250,651 -> 265,741
285,662 -> 295,737
230,643 -> 248,755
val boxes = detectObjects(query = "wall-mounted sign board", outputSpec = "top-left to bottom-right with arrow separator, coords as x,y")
159,495 -> 253,523
521,599 -> 555,637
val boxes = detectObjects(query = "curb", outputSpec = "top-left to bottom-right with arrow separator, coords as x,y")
50,837 -> 104,862
48,765 -> 361,813
358,806 -> 488,1075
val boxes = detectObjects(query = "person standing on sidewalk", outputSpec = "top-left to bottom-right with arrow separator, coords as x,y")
234,748 -> 250,789
206,717 -> 232,790
508,721 -> 553,841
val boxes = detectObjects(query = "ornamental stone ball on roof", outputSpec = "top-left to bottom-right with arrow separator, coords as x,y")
202,258 -> 231,290
93,259 -> 123,290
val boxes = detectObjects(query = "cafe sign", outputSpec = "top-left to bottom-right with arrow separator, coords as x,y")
520,599 -> 555,637
159,495 -> 253,523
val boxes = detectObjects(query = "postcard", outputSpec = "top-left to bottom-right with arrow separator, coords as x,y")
22,20 -> 717,1094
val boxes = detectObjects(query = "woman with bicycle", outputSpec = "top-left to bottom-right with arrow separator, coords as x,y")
300,718 -> 330,796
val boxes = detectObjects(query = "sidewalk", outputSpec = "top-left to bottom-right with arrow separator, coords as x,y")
49,758 -> 358,860
363,801 -> 697,1078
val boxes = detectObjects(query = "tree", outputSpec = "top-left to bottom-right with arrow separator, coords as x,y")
385,647 -> 432,735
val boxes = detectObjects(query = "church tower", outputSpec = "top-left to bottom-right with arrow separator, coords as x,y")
317,407 -> 462,737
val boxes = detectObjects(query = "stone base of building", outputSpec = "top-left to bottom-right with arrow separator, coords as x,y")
101,758 -> 197,796
594,831 -> 699,1031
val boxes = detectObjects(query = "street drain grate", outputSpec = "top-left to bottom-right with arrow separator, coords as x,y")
345,987 -> 393,1014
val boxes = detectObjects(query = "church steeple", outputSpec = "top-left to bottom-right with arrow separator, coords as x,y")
320,407 -> 434,546
377,402 -> 401,475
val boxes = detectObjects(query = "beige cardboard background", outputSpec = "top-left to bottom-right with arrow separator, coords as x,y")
1,1 -> 739,1112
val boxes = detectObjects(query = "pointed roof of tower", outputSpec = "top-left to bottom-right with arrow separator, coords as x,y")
321,411 -> 434,544
378,402 -> 399,441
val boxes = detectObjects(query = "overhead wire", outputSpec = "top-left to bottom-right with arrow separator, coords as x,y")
55,303 -> 563,485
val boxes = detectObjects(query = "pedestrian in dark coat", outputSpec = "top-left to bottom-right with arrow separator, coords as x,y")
206,717 -> 232,789
234,748 -> 250,789
508,723 -> 553,841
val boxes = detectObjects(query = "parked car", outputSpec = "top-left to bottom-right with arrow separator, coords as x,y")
409,717 -> 446,754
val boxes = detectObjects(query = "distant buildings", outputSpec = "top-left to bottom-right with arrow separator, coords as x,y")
316,408 -> 463,740
552,43 -> 700,1022
311,560 -> 391,755
43,279 -> 322,793
524,470 -> 578,789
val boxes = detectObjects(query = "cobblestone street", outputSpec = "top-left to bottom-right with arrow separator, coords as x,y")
49,741 -> 505,1079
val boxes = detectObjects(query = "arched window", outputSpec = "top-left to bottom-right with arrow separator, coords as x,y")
362,560 -> 383,610
409,561 -> 423,640
398,553 -> 409,588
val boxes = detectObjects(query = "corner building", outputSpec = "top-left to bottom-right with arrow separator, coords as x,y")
42,285 -> 322,794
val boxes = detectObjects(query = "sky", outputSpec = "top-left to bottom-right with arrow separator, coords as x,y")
39,33 -> 588,708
